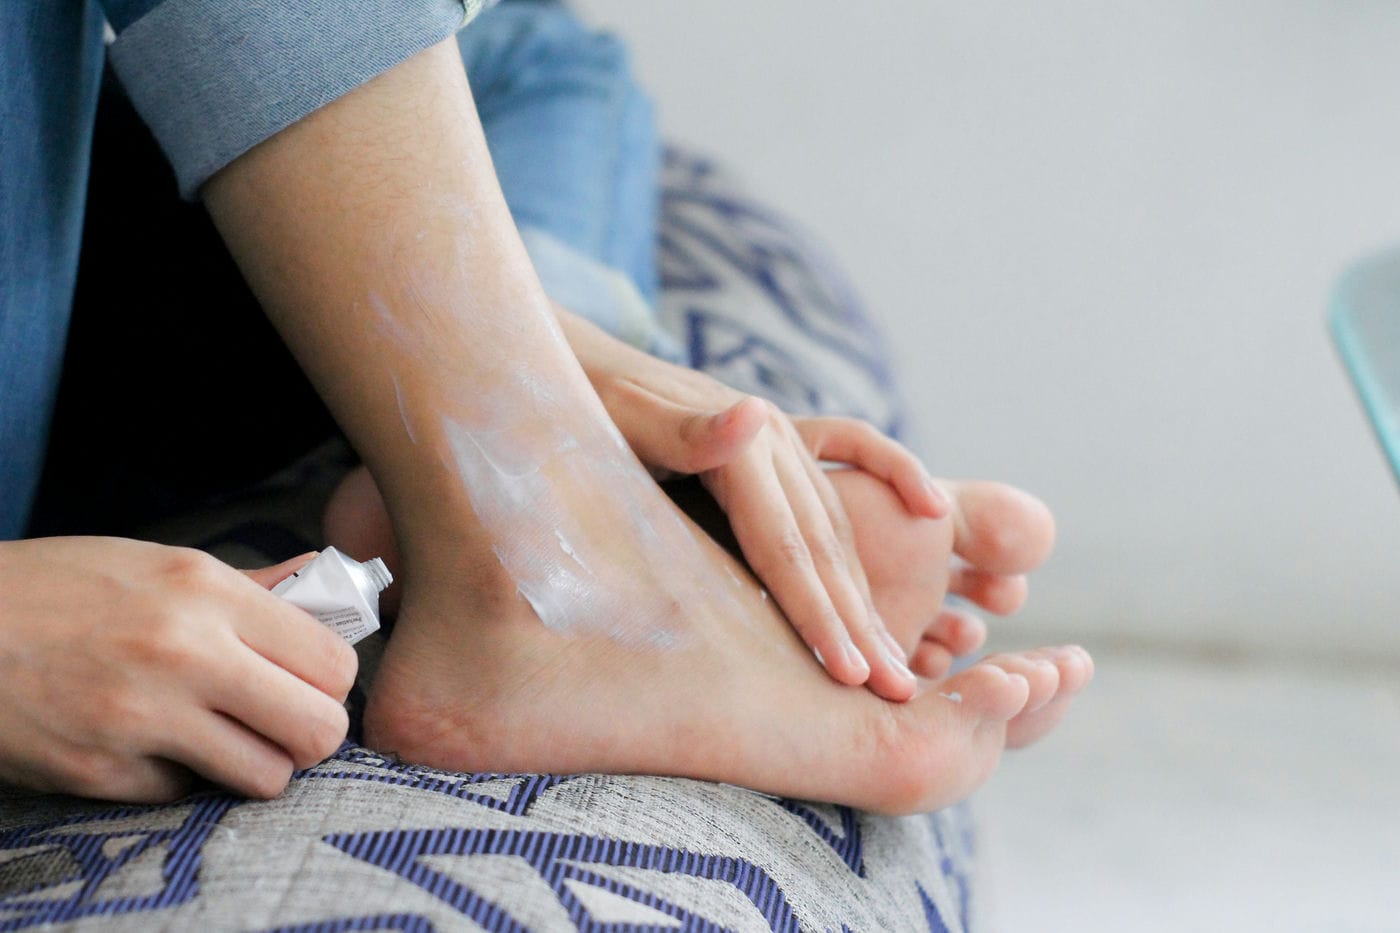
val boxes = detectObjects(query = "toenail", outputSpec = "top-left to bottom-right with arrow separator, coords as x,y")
1058,645 -> 1085,665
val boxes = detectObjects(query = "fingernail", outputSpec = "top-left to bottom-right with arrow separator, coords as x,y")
843,641 -> 871,677
923,476 -> 950,510
879,630 -> 915,680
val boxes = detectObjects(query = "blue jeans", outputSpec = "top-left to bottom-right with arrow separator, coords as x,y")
461,3 -> 676,359
7,0 -> 664,538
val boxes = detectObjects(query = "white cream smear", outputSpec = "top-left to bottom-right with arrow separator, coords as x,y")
369,236 -> 747,647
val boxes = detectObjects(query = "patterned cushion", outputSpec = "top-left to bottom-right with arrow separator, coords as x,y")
0,151 -> 975,932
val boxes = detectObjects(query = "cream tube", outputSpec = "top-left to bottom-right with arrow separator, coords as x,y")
273,547 -> 392,645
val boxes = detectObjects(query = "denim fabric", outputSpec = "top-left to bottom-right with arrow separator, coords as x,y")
3,0 -> 664,539
110,0 -> 481,198
1,0 -> 488,539
0,1 -> 106,540
519,227 -> 679,361
460,2 -> 665,316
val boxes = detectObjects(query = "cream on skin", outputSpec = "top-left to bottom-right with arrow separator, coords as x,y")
369,255 -> 749,647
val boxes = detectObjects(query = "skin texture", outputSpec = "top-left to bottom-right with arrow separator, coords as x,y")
192,38 -> 1090,813
0,542 -> 355,801
327,304 -> 1056,686
560,306 -> 942,695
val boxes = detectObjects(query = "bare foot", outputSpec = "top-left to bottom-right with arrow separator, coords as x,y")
349,457 -> 1083,814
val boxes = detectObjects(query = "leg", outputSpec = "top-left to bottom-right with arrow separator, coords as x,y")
199,37 -> 1081,815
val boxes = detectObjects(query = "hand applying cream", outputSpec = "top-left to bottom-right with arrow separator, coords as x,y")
273,547 -> 392,645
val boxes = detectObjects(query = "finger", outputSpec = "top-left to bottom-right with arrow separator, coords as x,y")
610,380 -> 767,474
947,565 -> 1029,616
785,438 -> 917,701
57,754 -> 193,805
157,710 -> 297,799
791,436 -> 878,614
229,586 -> 359,702
794,418 -> 948,518
210,649 -> 351,770
711,456 -> 871,687
943,481 -> 1056,574
242,552 -> 320,590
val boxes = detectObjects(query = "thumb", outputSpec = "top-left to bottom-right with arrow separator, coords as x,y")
242,551 -> 319,591
617,388 -> 767,474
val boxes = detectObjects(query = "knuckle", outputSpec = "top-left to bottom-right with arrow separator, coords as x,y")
298,703 -> 350,767
808,530 -> 847,570
59,748 -> 126,799
317,633 -> 360,699
159,547 -> 227,592
772,529 -> 812,569
100,685 -> 154,736
120,612 -> 199,670
245,756 -> 295,799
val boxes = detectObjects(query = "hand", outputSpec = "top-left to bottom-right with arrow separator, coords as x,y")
556,305 -> 947,700
0,538 -> 358,802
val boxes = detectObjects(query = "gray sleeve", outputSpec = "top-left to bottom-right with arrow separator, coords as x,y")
106,0 -> 494,199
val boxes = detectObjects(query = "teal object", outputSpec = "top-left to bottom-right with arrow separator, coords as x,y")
1331,249 -> 1400,487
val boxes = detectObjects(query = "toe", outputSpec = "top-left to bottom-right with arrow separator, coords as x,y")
980,651 -> 1062,713
868,667 -> 1027,813
946,481 -> 1056,575
926,606 -> 988,657
910,638 -> 953,679
940,661 -> 1031,722
947,567 -> 1029,615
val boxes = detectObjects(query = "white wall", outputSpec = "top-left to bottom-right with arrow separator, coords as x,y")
578,1 -> 1400,660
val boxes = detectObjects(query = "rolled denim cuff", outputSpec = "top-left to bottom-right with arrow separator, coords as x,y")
108,0 -> 491,199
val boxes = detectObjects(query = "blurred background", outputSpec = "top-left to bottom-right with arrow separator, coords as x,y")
578,2 -> 1400,929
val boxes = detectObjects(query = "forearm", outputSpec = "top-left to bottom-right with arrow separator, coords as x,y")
202,39 -> 597,563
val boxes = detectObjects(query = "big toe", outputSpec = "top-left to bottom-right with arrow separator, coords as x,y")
939,658 -> 1033,722
872,664 -> 1029,813
946,480 -> 1056,575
